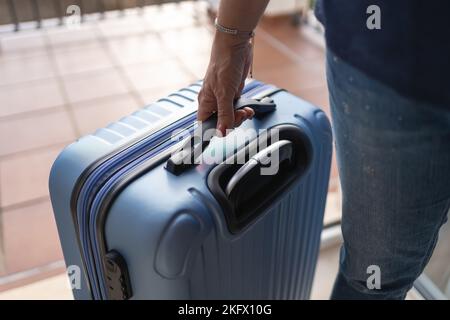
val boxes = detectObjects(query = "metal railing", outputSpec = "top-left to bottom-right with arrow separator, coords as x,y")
1,0 -> 193,31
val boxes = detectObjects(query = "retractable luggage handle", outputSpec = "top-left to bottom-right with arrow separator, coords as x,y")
200,97 -> 277,136
166,97 -> 277,175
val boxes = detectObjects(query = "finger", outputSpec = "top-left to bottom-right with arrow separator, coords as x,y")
197,88 -> 217,121
234,109 -> 248,127
243,107 -> 255,119
234,107 -> 254,127
217,96 -> 235,136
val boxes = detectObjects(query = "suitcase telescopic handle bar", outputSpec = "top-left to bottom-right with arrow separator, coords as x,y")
166,97 -> 277,175
199,97 -> 277,136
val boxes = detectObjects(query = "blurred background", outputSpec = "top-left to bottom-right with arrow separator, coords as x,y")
0,0 -> 447,299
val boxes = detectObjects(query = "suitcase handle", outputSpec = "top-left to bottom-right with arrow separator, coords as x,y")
225,140 -> 294,198
199,97 -> 277,138
166,97 -> 277,175
207,124 -> 312,234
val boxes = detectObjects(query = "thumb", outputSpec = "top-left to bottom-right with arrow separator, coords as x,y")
216,96 -> 235,137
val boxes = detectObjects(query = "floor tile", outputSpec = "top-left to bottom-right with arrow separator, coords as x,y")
46,24 -> 100,49
98,14 -> 152,39
329,152 -> 340,191
324,190 -> 342,225
0,273 -> 73,300
0,54 -> 55,86
143,3 -> 198,32
53,42 -> 113,76
0,30 -> 47,57
2,200 -> 64,274
0,79 -> 65,117
71,93 -> 141,136
311,243 -> 340,299
123,60 -> 194,92
295,85 -> 330,113
253,35 -> 295,71
107,33 -> 172,66
0,147 -> 61,208
260,17 -> 325,62
176,51 -> 209,80
256,61 -> 326,93
159,26 -> 213,57
0,110 -> 76,156
62,68 -> 129,104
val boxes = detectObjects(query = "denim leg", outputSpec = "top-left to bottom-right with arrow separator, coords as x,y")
326,51 -> 450,300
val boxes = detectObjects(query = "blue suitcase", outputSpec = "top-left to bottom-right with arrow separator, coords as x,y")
49,80 -> 332,300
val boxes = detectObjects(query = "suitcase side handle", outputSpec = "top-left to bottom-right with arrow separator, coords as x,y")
207,124 -> 313,234
166,97 -> 277,175
225,140 -> 294,198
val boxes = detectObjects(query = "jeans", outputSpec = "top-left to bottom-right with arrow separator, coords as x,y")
326,50 -> 450,299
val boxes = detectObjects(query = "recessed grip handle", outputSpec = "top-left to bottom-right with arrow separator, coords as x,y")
225,140 -> 294,199
166,97 -> 276,175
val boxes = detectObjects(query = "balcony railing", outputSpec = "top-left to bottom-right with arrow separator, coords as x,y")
1,0 -> 193,31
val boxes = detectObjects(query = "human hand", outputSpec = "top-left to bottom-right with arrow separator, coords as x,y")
197,31 -> 255,136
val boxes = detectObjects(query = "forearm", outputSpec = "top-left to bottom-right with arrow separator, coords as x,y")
198,0 -> 269,131
217,0 -> 269,31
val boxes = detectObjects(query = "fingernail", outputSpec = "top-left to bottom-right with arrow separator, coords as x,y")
216,123 -> 226,137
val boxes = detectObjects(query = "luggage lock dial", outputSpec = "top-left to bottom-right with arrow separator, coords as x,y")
104,250 -> 132,300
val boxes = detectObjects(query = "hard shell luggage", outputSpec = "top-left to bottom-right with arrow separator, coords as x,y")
49,80 -> 332,300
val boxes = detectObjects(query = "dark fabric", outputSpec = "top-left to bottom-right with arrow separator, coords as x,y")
315,0 -> 450,108
326,50 -> 450,299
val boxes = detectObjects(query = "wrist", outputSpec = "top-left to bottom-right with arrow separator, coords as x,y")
215,17 -> 254,38
213,29 -> 252,48
213,17 -> 254,48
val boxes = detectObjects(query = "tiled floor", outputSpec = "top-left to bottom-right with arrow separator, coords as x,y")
0,2 -> 339,292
